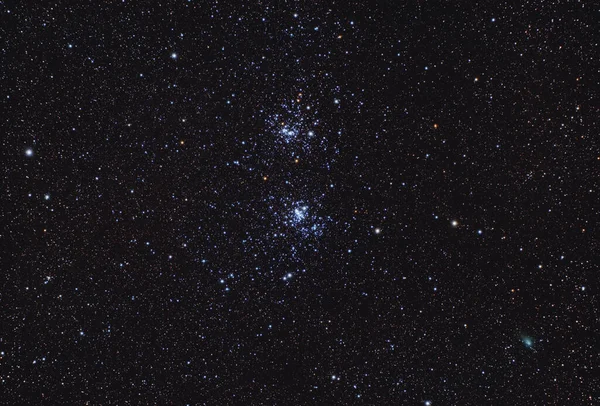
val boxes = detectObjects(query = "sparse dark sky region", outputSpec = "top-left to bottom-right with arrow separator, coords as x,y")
2,1 -> 598,404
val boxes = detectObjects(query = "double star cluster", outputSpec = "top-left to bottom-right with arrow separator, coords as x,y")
3,1 -> 597,405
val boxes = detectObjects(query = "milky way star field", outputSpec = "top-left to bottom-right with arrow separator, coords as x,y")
2,2 -> 598,405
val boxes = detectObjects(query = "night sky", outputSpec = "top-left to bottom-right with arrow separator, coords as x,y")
2,1 -> 598,404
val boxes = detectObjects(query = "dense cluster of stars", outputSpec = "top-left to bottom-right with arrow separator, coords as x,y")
3,1 -> 597,404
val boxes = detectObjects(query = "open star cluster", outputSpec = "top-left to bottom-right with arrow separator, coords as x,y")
2,2 -> 596,405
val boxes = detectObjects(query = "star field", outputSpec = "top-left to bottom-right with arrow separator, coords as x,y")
2,1 -> 598,404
